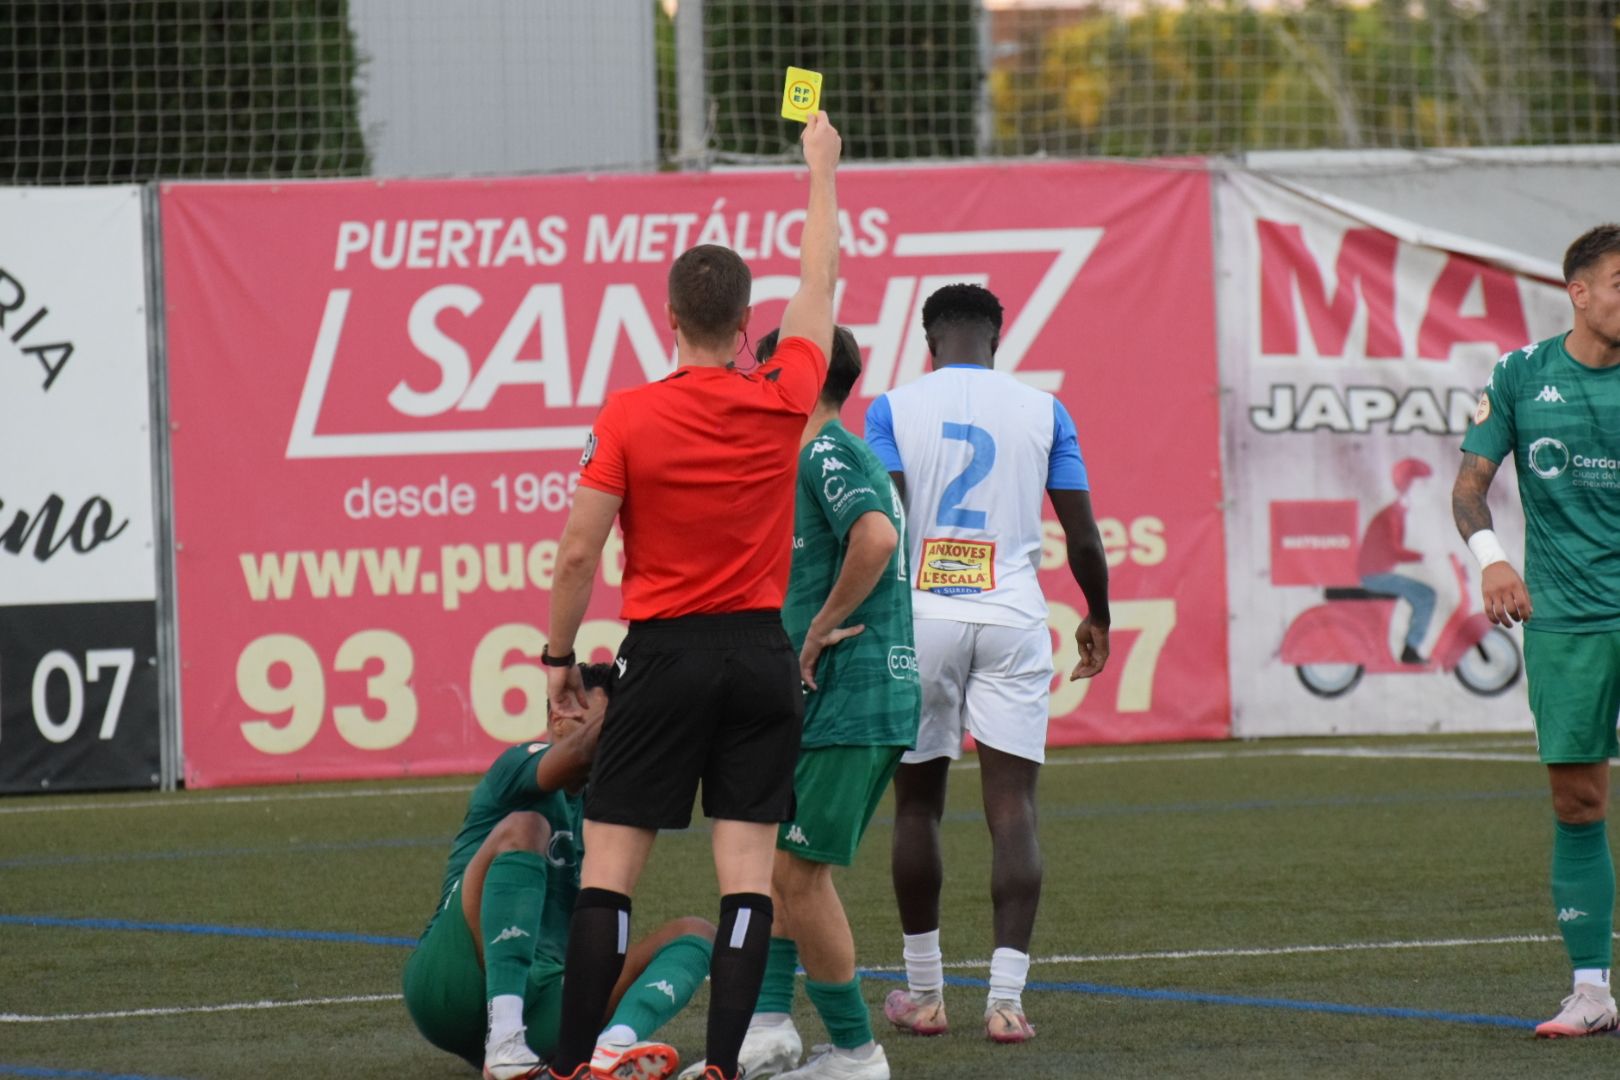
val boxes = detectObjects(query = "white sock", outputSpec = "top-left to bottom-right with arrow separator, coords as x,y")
988,947 -> 1030,1008
834,1041 -> 877,1059
903,929 -> 944,994
1574,967 -> 1612,992
751,1011 -> 793,1028
487,994 -> 526,1044
599,1023 -> 637,1046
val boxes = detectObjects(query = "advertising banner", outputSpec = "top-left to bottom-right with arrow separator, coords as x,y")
162,163 -> 1228,787
0,186 -> 162,793
1217,172 -> 1568,736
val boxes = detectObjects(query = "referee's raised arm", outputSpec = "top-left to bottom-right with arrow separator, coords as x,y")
779,112 -> 841,362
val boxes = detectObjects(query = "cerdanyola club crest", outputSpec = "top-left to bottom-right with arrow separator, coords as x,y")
580,432 -> 597,467
1528,437 -> 1569,480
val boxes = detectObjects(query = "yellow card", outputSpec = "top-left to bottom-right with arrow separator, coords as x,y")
781,67 -> 823,123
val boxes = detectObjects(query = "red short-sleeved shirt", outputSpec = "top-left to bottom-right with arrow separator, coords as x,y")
578,336 -> 827,620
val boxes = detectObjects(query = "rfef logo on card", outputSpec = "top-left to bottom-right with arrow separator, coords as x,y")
781,67 -> 823,123
916,538 -> 995,596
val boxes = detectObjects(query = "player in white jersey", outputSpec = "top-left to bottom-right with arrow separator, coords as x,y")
862,283 -> 1112,1043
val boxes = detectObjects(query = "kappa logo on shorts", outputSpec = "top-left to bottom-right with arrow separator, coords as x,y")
786,824 -> 809,846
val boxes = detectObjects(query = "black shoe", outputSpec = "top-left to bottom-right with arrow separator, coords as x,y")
1400,645 -> 1425,665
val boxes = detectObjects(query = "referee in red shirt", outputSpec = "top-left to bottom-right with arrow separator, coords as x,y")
541,113 -> 843,1080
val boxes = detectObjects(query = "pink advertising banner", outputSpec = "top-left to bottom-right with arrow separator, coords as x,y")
161,162 -> 1229,787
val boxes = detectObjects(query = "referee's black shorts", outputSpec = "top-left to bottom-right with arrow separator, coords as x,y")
585,610 -> 803,830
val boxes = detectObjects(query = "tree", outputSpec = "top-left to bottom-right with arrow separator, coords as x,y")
1,0 -> 367,183
989,0 -> 1620,157
695,0 -> 980,161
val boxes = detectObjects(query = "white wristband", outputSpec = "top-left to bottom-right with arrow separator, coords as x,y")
1466,529 -> 1510,571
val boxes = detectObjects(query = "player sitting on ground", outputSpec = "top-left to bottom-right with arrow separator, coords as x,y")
403,662 -> 716,1080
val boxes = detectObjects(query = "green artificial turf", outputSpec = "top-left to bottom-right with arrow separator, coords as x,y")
3,733 -> 1614,1079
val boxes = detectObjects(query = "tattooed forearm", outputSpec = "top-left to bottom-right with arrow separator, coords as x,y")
1451,451 -> 1500,539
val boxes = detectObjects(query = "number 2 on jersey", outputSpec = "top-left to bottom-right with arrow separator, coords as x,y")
937,422 -> 996,529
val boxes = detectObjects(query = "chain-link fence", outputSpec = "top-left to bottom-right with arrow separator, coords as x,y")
3,0 -> 1618,183
981,0 -> 1620,158
679,0 -> 1620,163
677,0 -> 985,164
0,1 -> 367,184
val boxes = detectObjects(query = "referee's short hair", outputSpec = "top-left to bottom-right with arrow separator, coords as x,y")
754,326 -> 861,409
1564,224 -> 1620,283
669,245 -> 752,350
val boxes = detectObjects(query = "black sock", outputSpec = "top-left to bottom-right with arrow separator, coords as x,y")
706,892 -> 775,1078
551,887 -> 631,1074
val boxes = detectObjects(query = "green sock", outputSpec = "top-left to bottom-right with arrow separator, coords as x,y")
754,937 -> 799,1015
606,933 -> 714,1039
1552,819 -> 1615,969
805,976 -> 872,1050
481,851 -> 549,1001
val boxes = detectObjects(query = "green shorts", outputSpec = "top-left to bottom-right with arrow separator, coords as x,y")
400,888 -> 565,1066
776,745 -> 904,866
1525,627 -> 1620,764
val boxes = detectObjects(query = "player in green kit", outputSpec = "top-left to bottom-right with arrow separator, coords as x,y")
403,662 -> 716,1079
681,327 -> 917,1080
1453,224 -> 1620,1037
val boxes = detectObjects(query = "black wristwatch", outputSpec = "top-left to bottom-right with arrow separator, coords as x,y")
540,647 -> 576,668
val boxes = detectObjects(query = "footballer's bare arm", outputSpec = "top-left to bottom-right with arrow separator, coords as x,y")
1452,451 -> 1531,624
1451,451 -> 1500,541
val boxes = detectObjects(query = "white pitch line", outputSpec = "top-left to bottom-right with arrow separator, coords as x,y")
0,783 -> 472,816
0,992 -> 403,1023
1290,748 -> 1538,763
0,931 -> 1579,1023
952,745 -> 1538,771
921,932 -> 1564,969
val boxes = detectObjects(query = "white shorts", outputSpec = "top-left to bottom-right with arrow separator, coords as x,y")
904,618 -> 1054,765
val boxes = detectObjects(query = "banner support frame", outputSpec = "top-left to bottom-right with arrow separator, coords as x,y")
142,182 -> 183,792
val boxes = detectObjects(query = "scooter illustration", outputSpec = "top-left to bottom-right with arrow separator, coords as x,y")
1280,553 -> 1521,698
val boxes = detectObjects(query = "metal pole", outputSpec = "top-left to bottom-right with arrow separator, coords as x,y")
676,0 -> 707,168
141,182 -> 182,792
976,0 -> 992,157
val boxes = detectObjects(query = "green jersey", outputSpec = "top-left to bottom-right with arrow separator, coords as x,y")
783,419 -> 919,748
1461,333 -> 1620,631
427,742 -> 583,960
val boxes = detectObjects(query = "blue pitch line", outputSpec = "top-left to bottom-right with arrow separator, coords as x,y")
3,911 -> 1539,1032
0,836 -> 443,870
0,914 -> 417,949
860,969 -> 1537,1031
0,1067 -> 190,1080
